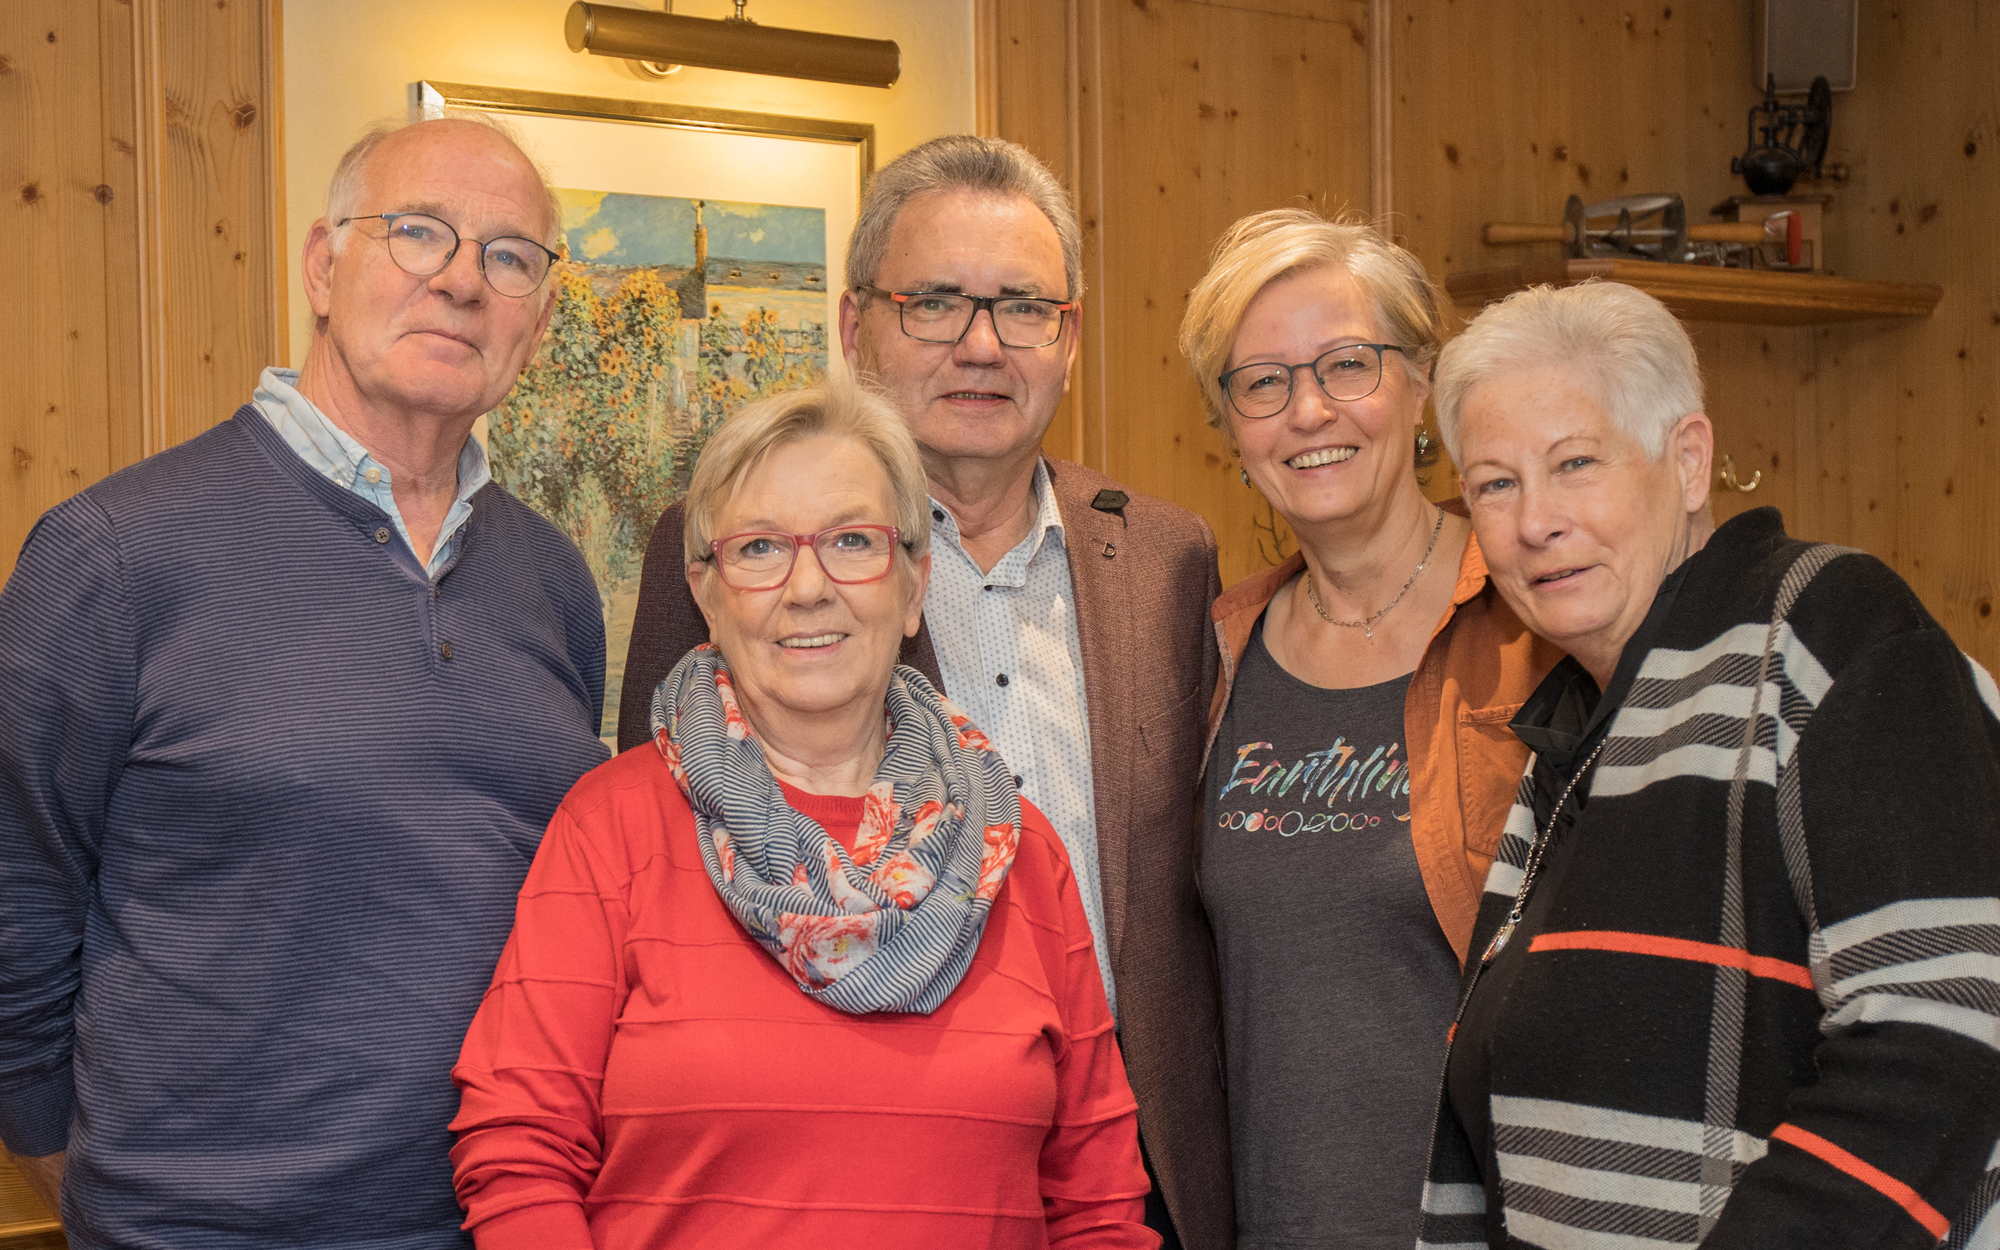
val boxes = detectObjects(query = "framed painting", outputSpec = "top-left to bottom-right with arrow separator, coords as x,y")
417,82 -> 873,749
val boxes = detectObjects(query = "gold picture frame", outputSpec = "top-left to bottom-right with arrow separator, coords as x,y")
415,81 -> 876,181
417,82 -> 874,748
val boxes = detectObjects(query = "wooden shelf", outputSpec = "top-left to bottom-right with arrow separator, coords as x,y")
1445,258 -> 1941,325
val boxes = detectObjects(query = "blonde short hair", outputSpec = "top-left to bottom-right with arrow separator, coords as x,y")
1431,281 -> 1704,464
682,377 -> 932,567
1178,208 -> 1446,430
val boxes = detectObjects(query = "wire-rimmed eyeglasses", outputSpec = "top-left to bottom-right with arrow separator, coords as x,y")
337,212 -> 561,298
856,285 -> 1075,349
1219,343 -> 1408,419
704,525 -> 908,591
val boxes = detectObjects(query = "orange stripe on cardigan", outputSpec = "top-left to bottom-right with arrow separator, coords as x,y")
1526,930 -> 1815,989
1770,1123 -> 1950,1241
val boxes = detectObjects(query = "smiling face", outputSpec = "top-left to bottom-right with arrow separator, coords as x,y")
1224,266 -> 1425,532
687,434 -> 929,737
1457,364 -> 1714,688
839,189 -> 1077,475
303,120 -> 557,423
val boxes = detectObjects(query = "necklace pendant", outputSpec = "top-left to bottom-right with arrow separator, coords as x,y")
1482,920 -> 1517,966
1362,624 -> 1374,639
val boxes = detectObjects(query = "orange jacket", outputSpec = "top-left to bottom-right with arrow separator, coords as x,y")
1202,509 -> 1564,964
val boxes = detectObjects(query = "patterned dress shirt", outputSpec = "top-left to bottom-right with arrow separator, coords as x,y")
251,366 -> 490,580
925,461 -> 1113,1014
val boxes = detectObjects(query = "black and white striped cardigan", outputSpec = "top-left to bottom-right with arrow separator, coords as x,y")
1419,508 -> 2000,1250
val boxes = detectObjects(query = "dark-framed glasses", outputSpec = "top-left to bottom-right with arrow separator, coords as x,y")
706,525 -> 906,591
337,212 -> 560,298
857,285 -> 1074,349
1219,343 -> 1408,419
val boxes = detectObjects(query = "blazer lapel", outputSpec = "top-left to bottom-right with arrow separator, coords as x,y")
1046,460 -> 1134,975
900,616 -> 944,690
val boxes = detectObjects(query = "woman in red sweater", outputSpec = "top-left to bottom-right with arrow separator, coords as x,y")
449,379 -> 1156,1250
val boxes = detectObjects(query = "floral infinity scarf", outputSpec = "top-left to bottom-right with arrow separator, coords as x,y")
651,644 -> 1023,1016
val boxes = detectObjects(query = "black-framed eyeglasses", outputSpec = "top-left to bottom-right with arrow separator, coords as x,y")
1218,343 -> 1408,419
856,284 -> 1075,349
337,212 -> 561,298
704,525 -> 909,591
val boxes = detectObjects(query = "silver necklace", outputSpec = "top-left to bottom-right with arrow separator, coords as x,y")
1480,738 -> 1609,965
1303,506 -> 1445,639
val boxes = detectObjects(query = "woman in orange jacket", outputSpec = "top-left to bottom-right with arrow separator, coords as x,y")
1176,209 -> 1561,1250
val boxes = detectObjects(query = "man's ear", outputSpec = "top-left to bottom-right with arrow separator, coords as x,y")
1673,412 -> 1716,516
302,219 -> 338,319
685,561 -> 720,638
1059,304 -> 1080,398
838,289 -> 862,365
903,551 -> 931,638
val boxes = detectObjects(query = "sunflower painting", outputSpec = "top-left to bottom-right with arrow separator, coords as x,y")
487,189 -> 830,747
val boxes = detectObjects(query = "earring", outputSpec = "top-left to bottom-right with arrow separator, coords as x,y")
1415,427 -> 1435,459
1240,467 -> 1252,488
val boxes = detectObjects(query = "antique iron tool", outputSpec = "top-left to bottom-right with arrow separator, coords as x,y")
1483,194 -> 1768,263
1733,74 -> 1832,197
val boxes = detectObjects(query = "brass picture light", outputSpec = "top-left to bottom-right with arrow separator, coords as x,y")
564,0 -> 902,89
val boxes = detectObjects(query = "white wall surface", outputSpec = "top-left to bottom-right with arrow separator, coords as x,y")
279,0 -> 977,363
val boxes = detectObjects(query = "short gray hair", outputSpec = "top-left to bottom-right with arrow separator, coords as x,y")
682,377 -> 932,567
1432,281 -> 1704,464
846,135 -> 1082,303
324,114 -> 564,257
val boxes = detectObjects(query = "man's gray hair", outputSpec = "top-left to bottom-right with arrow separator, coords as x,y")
323,112 -> 564,257
846,135 -> 1082,303
1432,281 -> 1704,464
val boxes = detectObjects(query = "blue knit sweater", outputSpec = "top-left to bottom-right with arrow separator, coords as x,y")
0,409 -> 611,1249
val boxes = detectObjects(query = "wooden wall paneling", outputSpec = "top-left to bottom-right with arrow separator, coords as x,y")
0,1141 -> 60,1240
1077,0 -> 1374,588
984,0 -> 1085,464
1,0 -> 274,588
1806,4 -> 1999,668
153,0 -> 278,451
988,0 -> 1374,587
1389,0 -> 1753,283
2,0 -> 143,588
1686,322 -> 1808,530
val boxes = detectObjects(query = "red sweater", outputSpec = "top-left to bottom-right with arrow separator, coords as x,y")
450,745 -> 1157,1249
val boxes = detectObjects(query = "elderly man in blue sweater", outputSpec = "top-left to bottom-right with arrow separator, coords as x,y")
0,117 -> 609,1248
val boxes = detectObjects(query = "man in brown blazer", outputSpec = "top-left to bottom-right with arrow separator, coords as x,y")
615,136 -> 1231,1249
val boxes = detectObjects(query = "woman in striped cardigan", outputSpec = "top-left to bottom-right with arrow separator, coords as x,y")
1415,280 -> 2000,1250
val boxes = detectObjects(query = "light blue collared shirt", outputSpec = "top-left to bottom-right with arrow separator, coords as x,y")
925,461 -> 1112,1015
251,367 -> 490,580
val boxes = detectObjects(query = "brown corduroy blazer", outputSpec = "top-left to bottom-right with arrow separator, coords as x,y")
615,456 -> 1234,1250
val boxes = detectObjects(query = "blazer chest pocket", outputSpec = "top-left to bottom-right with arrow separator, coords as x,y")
1457,703 -> 1529,857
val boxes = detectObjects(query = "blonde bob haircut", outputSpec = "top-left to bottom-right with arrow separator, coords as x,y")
682,376 -> 932,570
1178,207 -> 1447,431
1431,281 -> 1704,467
